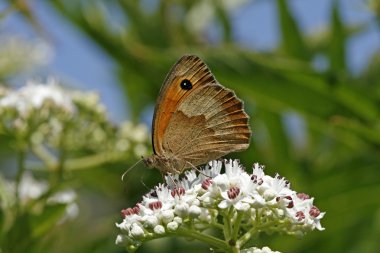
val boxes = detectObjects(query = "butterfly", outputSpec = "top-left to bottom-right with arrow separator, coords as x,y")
143,55 -> 251,174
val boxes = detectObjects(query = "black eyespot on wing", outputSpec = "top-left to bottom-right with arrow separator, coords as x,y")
180,79 -> 193,90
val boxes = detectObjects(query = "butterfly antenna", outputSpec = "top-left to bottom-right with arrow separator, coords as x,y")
121,158 -> 144,181
140,174 -> 150,191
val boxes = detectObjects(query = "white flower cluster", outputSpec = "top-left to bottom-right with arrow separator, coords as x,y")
0,78 -> 99,141
116,160 -> 325,252
1,172 -> 78,222
241,246 -> 281,253
117,122 -> 149,157
0,36 -> 51,76
0,79 -> 149,159
0,79 -> 76,116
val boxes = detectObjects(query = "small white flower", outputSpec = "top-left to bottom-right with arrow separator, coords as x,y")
130,223 -> 145,239
153,225 -> 165,235
202,160 -> 223,178
167,221 -> 179,231
174,202 -> 189,217
218,164 -> 255,211
251,163 -> 266,179
116,139 -> 130,152
48,189 -> 76,204
10,172 -> 48,202
115,234 -> 126,245
194,197 -> 202,204
198,208 -> 213,223
263,188 -> 277,201
160,209 -> 175,224
134,143 -> 148,157
173,217 -> 182,224
143,215 -> 159,228
189,205 -> 202,218
130,124 -> 149,143
218,188 -> 253,211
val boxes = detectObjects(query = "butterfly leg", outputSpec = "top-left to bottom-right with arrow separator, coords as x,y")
185,161 -> 209,178
165,173 -> 178,188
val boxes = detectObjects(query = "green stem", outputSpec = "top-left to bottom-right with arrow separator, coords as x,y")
236,209 -> 261,248
223,207 -> 233,240
220,207 -> 241,252
65,152 -> 127,170
15,148 -> 26,210
171,227 -> 228,252
236,225 -> 258,249
53,124 -> 69,184
32,145 -> 57,170
231,245 -> 239,253
211,221 -> 224,230
56,142 -> 66,182
232,211 -> 244,241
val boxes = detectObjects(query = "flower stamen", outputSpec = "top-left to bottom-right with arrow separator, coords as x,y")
309,206 -> 321,217
227,186 -> 240,199
284,196 -> 294,208
201,178 -> 213,190
297,193 -> 310,200
295,211 -> 305,221
171,187 -> 185,197
148,201 -> 162,210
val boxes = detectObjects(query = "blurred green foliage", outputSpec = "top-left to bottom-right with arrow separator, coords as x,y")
1,0 -> 380,253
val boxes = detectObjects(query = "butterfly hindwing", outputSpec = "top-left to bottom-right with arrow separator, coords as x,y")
162,84 -> 251,168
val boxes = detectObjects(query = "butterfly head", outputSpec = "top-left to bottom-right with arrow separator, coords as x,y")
142,155 -> 155,169
143,154 -> 187,174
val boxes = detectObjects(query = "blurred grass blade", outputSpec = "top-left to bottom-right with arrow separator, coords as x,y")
214,2 -> 233,43
258,108 -> 292,167
328,0 -> 346,74
276,0 -> 309,59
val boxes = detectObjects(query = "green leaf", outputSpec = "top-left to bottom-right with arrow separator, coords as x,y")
30,203 -> 67,239
2,213 -> 33,253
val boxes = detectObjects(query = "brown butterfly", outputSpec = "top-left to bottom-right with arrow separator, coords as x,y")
143,55 -> 251,174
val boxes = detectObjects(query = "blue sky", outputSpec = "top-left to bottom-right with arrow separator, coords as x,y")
3,0 -> 379,122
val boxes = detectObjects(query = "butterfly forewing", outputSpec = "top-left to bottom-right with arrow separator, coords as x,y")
152,55 -> 216,155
